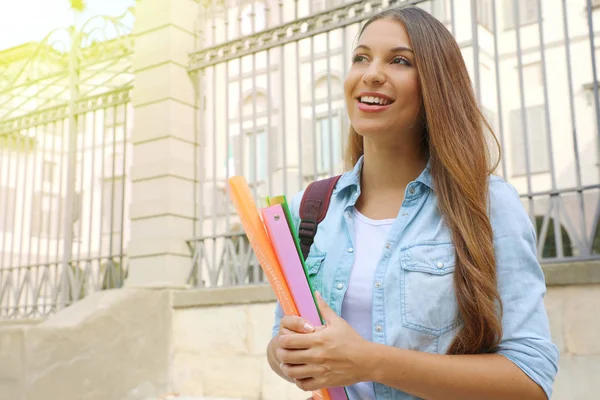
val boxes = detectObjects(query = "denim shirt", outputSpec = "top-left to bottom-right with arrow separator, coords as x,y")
271,156 -> 559,400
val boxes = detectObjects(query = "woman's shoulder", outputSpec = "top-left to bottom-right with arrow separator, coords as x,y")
487,174 -> 534,238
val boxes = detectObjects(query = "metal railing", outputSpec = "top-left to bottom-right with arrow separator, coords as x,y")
0,10 -> 133,318
186,0 -> 600,288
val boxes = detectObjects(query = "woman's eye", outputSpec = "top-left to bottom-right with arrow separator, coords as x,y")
352,55 -> 367,63
392,56 -> 411,66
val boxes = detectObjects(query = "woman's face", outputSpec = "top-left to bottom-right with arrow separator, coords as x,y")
344,18 -> 422,142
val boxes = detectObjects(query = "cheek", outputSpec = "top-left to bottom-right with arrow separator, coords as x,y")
396,76 -> 422,110
343,71 -> 360,100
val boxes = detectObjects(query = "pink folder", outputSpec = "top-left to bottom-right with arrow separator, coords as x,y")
262,204 -> 349,400
261,204 -> 322,327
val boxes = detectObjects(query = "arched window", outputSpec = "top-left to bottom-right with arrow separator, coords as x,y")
240,1 -> 267,35
229,91 -> 275,186
302,74 -> 345,181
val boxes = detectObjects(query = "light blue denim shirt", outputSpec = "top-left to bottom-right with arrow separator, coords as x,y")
272,156 -> 559,400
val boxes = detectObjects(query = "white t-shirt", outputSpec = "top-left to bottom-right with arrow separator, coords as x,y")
341,208 -> 394,400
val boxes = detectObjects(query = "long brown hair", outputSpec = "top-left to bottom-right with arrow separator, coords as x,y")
348,7 -> 503,355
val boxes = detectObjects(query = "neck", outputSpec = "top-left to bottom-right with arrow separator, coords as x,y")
360,140 -> 427,194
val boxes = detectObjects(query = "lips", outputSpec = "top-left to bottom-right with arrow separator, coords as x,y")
355,94 -> 394,113
356,92 -> 395,106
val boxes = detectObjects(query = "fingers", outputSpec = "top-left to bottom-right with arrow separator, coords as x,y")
314,291 -> 336,325
295,377 -> 321,392
277,347 -> 314,365
280,316 -> 316,333
280,363 -> 324,380
279,330 -> 318,350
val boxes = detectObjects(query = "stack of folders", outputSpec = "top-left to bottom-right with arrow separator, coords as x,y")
228,176 -> 349,400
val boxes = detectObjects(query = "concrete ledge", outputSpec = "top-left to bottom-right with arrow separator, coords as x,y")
542,261 -> 600,286
173,285 -> 276,308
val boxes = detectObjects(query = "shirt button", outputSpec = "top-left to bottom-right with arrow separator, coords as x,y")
375,325 -> 383,332
385,243 -> 391,250
409,187 -> 415,195
348,247 -> 354,253
436,261 -> 444,269
374,281 -> 382,288
346,211 -> 351,218
337,283 -> 344,290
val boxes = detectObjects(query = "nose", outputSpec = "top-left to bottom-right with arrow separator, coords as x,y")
362,61 -> 386,85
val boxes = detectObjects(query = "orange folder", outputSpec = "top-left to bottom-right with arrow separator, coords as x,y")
228,176 -> 298,315
228,176 -> 331,400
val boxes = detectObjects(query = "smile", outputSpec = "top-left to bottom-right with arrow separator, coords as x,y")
359,95 -> 392,106
356,96 -> 394,112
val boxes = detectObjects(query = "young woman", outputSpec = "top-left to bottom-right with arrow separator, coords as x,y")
267,7 -> 559,400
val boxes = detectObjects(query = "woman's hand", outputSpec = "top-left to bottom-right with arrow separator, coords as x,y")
268,313 -> 316,383
277,292 -> 373,392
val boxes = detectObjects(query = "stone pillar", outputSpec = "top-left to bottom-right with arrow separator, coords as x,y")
127,0 -> 199,287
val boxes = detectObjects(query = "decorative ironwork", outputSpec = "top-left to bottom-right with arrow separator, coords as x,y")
0,8 -> 134,120
189,0 -> 426,71
186,0 -> 600,288
187,233 -> 264,287
0,8 -> 134,319
0,87 -> 132,135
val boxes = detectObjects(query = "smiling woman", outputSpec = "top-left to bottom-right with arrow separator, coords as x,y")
267,6 -> 559,400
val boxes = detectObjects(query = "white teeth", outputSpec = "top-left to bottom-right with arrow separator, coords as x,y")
359,96 -> 390,105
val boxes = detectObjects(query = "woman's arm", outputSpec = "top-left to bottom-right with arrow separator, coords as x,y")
278,292 -> 551,400
364,343 -> 546,400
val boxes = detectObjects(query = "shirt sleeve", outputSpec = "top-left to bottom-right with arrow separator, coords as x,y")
271,188 -> 305,339
490,180 -> 560,399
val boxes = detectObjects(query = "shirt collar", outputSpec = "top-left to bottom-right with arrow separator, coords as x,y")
334,155 -> 435,194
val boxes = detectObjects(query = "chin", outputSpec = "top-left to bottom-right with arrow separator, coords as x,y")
352,121 -> 394,137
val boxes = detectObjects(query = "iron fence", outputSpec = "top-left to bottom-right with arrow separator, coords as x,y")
186,0 -> 600,288
0,11 -> 133,319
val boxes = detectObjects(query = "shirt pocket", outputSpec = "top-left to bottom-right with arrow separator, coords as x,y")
305,252 -> 326,292
400,242 -> 460,336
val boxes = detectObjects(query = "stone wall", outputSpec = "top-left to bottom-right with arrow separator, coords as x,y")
171,283 -> 600,400
0,289 -> 173,400
171,286 -> 307,400
0,281 -> 597,400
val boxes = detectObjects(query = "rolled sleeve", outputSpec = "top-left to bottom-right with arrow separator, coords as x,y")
490,180 -> 560,399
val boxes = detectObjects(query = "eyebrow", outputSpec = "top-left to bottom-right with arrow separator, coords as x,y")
353,44 -> 414,53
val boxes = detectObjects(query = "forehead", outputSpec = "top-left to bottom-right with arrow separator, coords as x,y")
357,18 -> 411,48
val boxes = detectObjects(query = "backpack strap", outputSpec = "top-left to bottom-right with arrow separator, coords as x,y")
298,175 -> 342,261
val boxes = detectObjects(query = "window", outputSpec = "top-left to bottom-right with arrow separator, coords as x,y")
503,0 -> 539,29
419,0 -> 447,22
302,114 -> 343,179
510,106 -> 549,176
312,0 -> 343,13
42,161 -> 56,186
0,187 -> 16,233
482,108 -> 499,164
246,129 -> 268,183
240,2 -> 266,35
316,116 -> 343,174
102,178 -> 124,235
31,192 -> 64,238
522,62 -> 542,89
477,0 -> 494,31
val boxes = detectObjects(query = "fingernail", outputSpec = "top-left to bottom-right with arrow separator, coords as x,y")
303,322 -> 315,332
315,291 -> 322,299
